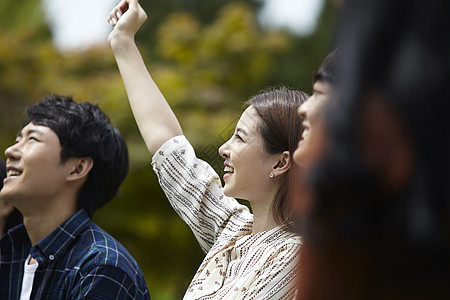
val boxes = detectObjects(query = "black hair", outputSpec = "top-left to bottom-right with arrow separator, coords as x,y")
24,95 -> 129,217
313,48 -> 340,85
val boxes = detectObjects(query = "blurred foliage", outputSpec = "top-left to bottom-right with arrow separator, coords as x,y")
0,0 -> 339,298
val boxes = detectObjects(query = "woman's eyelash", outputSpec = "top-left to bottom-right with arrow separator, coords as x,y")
231,131 -> 243,141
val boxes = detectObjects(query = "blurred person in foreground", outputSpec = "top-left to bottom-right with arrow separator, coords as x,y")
293,49 -> 340,217
296,0 -> 450,299
0,159 -> 22,237
293,48 -> 339,171
108,0 -> 306,298
0,95 -> 150,299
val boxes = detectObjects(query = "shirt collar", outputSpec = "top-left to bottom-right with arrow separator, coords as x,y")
30,209 -> 90,265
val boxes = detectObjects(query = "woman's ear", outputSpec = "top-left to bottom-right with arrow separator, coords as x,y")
272,151 -> 291,176
66,157 -> 94,182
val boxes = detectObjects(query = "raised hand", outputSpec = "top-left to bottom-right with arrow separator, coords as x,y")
107,0 -> 147,43
107,0 -> 183,155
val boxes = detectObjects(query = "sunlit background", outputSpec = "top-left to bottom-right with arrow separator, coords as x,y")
41,0 -> 325,51
0,0 -> 340,298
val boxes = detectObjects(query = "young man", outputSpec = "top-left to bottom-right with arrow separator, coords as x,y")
0,95 -> 150,299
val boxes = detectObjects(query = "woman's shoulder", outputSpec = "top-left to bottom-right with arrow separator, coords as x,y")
262,225 -> 302,255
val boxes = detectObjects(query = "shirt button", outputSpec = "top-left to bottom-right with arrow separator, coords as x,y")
49,255 -> 55,261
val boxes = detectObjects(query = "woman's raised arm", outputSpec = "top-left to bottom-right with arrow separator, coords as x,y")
108,0 -> 183,155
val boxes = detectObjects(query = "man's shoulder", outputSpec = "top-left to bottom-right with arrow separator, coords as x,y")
72,222 -> 142,278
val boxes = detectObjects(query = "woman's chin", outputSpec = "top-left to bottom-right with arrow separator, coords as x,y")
222,184 -> 237,199
223,185 -> 232,197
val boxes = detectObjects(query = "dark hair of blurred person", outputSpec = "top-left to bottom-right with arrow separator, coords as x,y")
292,48 -> 340,222
297,0 -> 450,299
0,159 -> 22,236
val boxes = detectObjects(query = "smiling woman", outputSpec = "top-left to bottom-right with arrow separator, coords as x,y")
149,88 -> 305,299
107,0 -> 307,298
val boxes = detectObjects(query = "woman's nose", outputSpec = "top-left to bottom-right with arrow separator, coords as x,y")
218,140 -> 230,159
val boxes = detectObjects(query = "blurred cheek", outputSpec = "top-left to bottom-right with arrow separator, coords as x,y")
308,122 -> 327,166
299,121 -> 327,171
293,123 -> 327,220
359,95 -> 414,193
294,177 -> 314,220
293,122 -> 327,169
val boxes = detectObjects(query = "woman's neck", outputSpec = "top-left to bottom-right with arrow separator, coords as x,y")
250,202 -> 278,233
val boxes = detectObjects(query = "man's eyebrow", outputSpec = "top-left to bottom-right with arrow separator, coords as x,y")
16,129 -> 45,138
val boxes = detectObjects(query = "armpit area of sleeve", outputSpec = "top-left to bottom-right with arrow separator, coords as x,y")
151,135 -> 189,167
71,265 -> 149,300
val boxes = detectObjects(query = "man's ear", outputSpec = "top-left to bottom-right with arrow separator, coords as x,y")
272,151 -> 291,176
66,157 -> 93,182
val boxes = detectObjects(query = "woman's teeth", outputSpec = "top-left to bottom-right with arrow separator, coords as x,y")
301,130 -> 309,140
224,166 -> 234,173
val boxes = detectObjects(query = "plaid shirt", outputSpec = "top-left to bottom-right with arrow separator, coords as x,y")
0,209 -> 150,300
